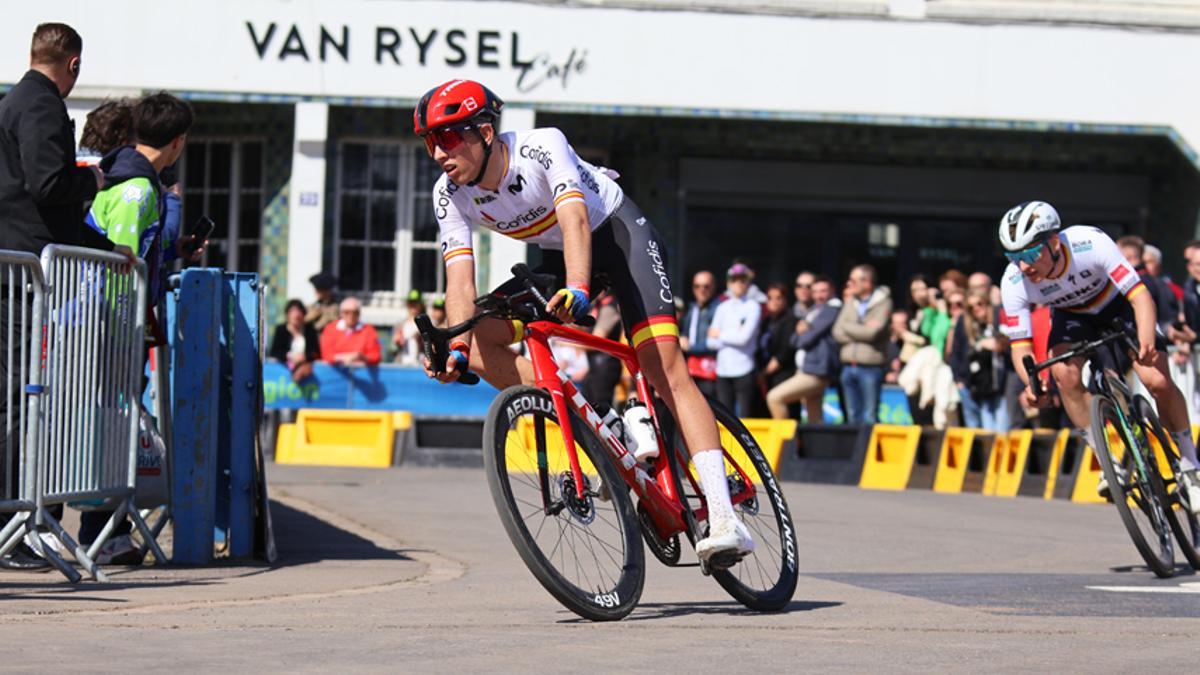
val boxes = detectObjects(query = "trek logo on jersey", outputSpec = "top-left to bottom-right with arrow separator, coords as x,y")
518,144 -> 553,170
488,205 -> 548,231
473,194 -> 496,205
1071,240 -> 1094,253
507,173 -> 527,195
1111,265 -> 1131,283
1038,284 -> 1061,297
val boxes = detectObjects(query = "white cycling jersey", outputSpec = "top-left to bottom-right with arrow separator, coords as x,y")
1000,225 -> 1146,344
433,128 -> 623,267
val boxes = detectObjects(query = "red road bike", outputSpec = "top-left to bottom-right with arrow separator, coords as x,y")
417,265 -> 798,621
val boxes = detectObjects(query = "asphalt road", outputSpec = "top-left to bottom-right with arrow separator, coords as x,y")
2,463 -> 1198,672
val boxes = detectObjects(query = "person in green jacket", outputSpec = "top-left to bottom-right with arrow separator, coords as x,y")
81,91 -> 202,565
86,91 -> 202,311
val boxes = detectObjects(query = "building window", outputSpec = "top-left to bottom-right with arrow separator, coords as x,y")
333,142 -> 447,296
181,139 -> 264,273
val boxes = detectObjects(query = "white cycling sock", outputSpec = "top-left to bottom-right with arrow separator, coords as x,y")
1170,429 -> 1199,472
693,449 -> 736,526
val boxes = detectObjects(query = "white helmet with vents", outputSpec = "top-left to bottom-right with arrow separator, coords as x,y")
999,201 -> 1061,251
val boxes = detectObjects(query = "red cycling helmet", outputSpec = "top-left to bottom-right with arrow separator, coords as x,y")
413,79 -> 503,135
413,80 -> 504,186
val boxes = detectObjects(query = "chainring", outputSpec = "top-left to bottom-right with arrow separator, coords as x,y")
637,501 -> 681,566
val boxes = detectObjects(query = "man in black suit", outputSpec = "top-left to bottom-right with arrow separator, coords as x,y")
0,23 -> 129,569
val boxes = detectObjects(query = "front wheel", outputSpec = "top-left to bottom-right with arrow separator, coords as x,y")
657,397 -> 799,611
1090,395 -> 1175,578
482,385 -> 645,621
1133,397 -> 1200,570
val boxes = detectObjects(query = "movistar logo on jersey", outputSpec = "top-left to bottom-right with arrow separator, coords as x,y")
507,173 -> 527,195
494,205 -> 548,231
1071,240 -> 1094,253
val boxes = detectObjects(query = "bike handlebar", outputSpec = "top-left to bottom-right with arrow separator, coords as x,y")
417,263 -> 596,386
1021,317 -> 1139,398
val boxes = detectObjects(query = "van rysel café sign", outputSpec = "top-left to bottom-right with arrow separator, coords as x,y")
245,21 -> 588,93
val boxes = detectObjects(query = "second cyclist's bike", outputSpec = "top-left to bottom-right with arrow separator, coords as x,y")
1023,324 -> 1200,577
417,264 -> 799,620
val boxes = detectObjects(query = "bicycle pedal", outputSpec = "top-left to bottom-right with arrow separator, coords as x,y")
705,550 -> 748,572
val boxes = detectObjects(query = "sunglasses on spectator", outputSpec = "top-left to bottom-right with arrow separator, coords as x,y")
422,124 -> 478,156
950,301 -> 964,308
1004,243 -> 1044,265
341,309 -> 360,314
795,283 -> 811,289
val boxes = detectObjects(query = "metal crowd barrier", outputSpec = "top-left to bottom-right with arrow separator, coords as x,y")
0,252 -> 46,566
0,245 -> 164,582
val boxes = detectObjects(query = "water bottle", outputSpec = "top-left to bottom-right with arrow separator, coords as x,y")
621,398 -> 658,461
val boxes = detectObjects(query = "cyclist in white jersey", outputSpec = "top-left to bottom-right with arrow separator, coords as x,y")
998,201 -> 1200,511
413,79 -> 755,563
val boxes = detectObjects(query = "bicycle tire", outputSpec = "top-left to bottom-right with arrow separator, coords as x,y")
1090,395 -> 1175,578
1132,396 -> 1200,570
482,385 -> 645,621
657,397 -> 799,611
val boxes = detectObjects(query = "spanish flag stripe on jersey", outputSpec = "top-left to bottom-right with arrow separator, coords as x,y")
630,316 -> 679,349
443,248 -> 473,261
506,211 -> 559,240
553,190 -> 586,207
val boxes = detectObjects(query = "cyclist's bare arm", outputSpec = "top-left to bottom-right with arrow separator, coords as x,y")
545,200 -> 592,322
1128,287 -> 1159,366
426,260 -> 478,383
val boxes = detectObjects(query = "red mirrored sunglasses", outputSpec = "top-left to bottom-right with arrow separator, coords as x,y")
422,124 -> 479,157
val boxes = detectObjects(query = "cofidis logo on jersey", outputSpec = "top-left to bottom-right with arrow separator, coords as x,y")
245,21 -> 589,93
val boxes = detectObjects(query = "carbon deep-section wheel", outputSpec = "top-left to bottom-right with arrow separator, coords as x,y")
482,385 -> 645,621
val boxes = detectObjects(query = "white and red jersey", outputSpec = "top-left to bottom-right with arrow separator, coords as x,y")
433,128 -> 624,267
999,225 -> 1147,346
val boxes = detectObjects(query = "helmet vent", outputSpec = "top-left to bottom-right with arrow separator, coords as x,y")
443,103 -> 461,115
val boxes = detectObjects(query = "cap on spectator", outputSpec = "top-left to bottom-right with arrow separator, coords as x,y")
309,271 -> 337,290
432,297 -> 445,309
406,289 -> 422,304
727,262 -> 753,280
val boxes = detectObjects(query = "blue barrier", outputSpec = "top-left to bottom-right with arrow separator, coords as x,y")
264,361 -> 911,423
170,269 -> 262,564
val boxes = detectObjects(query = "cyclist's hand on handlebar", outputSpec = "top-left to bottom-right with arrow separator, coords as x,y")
422,342 -> 471,384
547,285 -> 590,323
1136,332 -> 1158,367
1020,382 -> 1054,409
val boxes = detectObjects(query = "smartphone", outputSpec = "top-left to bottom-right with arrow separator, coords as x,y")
186,216 -> 215,254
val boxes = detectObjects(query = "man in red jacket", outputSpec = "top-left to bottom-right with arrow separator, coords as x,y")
320,297 -> 381,366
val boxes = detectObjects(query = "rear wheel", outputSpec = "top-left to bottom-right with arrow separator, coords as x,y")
1090,395 -> 1175,578
1133,396 -> 1200,570
483,386 -> 644,621
657,397 -> 799,611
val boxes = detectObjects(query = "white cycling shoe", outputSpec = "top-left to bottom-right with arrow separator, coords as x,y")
696,518 -> 755,568
1096,463 -> 1129,501
1179,470 -> 1200,517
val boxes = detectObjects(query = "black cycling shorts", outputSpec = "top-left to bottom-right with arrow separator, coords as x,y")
1048,293 -> 1166,373
492,197 -> 679,350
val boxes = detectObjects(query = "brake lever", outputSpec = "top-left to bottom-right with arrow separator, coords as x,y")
1022,354 -> 1043,398
415,314 -> 479,386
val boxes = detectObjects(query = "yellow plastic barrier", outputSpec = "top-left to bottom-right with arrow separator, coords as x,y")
275,409 -> 396,468
1042,429 -> 1072,500
933,427 -> 976,493
507,417 -> 599,475
987,430 -> 1031,497
734,418 -> 798,476
1071,425 -> 1120,504
859,425 -> 922,491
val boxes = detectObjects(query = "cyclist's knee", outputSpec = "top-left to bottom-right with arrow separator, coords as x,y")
636,340 -> 687,385
1050,361 -> 1084,393
1138,364 -> 1173,396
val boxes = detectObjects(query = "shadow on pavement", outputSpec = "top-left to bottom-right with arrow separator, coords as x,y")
269,499 -> 412,566
560,599 -> 842,622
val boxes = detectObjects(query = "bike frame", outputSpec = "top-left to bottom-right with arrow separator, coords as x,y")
521,319 -> 757,541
